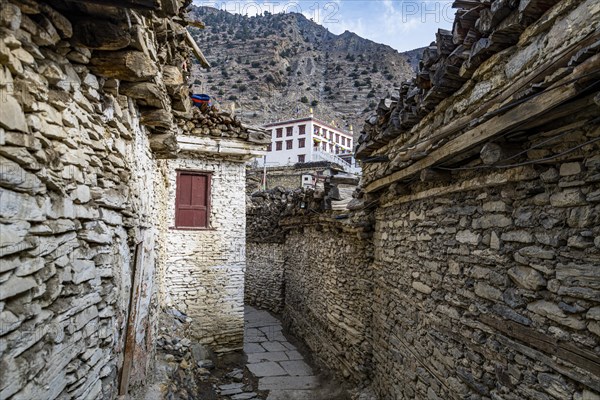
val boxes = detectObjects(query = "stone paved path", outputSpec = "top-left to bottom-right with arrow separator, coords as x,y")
244,306 -> 321,400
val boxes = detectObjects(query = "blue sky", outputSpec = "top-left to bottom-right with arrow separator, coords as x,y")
193,0 -> 454,52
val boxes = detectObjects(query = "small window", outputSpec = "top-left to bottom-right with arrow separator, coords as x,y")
299,125 -> 306,135
175,171 -> 211,229
286,127 -> 293,136
286,140 -> 293,150
267,143 -> 272,151
298,154 -> 305,163
335,134 -> 340,144
276,128 -> 283,138
276,141 -> 282,151
298,138 -> 305,148
341,137 -> 346,146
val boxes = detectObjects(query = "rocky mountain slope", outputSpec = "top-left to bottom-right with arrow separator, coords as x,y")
187,6 -> 423,134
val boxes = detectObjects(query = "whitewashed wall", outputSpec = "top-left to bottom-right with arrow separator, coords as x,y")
163,156 -> 247,352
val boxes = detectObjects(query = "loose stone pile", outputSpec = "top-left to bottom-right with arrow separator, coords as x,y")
246,188 -> 296,243
135,309 -> 260,400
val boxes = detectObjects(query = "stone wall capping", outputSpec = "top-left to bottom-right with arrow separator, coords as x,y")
364,53 -> 600,193
359,0 -> 600,193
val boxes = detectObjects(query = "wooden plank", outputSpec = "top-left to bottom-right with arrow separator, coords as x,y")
512,93 -> 597,131
185,30 -> 211,69
365,54 -> 600,193
481,314 -> 600,390
495,334 -> 600,393
119,239 -> 145,396
381,166 -> 537,208
482,315 -> 600,374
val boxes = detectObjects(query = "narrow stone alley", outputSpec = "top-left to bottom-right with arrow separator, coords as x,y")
134,305 -> 353,400
212,306 -> 350,400
2,0 -> 599,399
244,306 -> 323,399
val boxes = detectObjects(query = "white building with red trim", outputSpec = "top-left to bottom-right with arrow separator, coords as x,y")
258,114 -> 360,174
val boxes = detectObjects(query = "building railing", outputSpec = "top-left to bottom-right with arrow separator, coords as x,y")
311,148 -> 362,175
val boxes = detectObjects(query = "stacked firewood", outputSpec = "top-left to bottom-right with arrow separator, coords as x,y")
355,0 -> 559,159
246,187 -> 315,243
178,106 -> 271,142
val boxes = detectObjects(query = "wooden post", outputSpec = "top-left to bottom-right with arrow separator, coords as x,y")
119,234 -> 145,396
185,31 -> 211,69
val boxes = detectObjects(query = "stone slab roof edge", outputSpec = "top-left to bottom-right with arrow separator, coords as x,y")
177,134 -> 267,161
354,0 -> 581,159
364,52 -> 600,193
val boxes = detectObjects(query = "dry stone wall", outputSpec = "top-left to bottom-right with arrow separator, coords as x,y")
245,188 -> 293,313
359,0 -> 600,395
371,156 -> 600,399
245,242 -> 285,313
245,0 -> 600,396
163,156 -> 247,353
247,132 -> 600,399
281,216 -> 374,383
246,189 -> 375,383
0,1 -> 171,398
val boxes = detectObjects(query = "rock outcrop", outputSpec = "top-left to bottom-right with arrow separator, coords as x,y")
187,5 -> 420,133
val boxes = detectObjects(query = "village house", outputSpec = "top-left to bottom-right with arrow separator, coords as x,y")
164,120 -> 267,353
259,113 -> 360,174
0,0 -> 269,398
